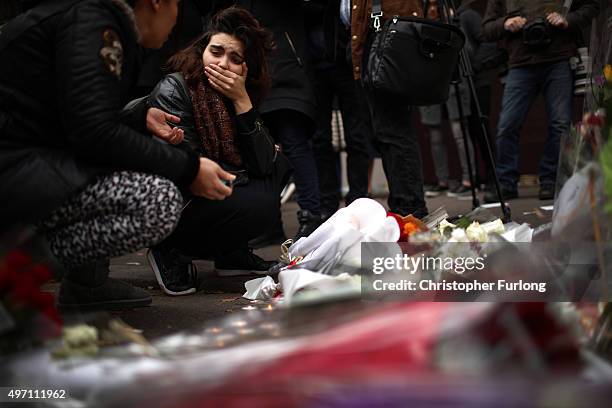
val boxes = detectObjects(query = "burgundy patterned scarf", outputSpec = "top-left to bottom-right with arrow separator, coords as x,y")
189,73 -> 243,167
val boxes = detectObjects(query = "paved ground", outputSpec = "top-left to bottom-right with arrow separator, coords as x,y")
53,186 -> 554,339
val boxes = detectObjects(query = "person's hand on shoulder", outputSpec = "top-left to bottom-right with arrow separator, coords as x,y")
190,157 -> 235,200
146,107 -> 185,145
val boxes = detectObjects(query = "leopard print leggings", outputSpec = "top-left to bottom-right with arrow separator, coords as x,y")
38,171 -> 183,268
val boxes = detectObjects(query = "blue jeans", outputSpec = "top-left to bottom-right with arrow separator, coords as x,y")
495,60 -> 573,191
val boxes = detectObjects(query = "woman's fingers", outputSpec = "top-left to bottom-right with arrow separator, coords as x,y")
208,74 -> 230,91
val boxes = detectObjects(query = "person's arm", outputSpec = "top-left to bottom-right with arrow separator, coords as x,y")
204,62 -> 276,176
148,74 -> 202,153
482,0 -> 515,42
234,108 -> 276,177
565,0 -> 600,32
54,2 -> 199,187
119,95 -> 149,133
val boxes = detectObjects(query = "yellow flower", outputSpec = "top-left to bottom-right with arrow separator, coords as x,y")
605,65 -> 612,82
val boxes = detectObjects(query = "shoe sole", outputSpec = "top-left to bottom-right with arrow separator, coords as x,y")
215,268 -> 269,277
425,192 -> 442,197
58,297 -> 152,312
146,250 -> 196,296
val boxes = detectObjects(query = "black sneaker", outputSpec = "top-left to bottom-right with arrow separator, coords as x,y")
539,184 -> 555,201
147,248 -> 197,296
58,278 -> 152,311
294,210 -> 323,242
483,186 -> 518,203
447,184 -> 473,199
425,184 -> 449,197
215,248 -> 277,276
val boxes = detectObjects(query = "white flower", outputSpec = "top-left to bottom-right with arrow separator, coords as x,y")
449,228 -> 469,243
481,219 -> 505,235
466,222 -> 488,242
438,219 -> 457,236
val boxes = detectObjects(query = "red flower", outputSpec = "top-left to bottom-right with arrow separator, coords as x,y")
30,264 -> 52,286
387,211 -> 427,242
5,251 -> 33,272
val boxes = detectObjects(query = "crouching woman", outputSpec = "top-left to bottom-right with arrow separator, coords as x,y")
146,7 -> 291,295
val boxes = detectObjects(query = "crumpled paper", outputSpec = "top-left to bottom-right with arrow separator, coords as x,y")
243,276 -> 279,300
243,269 -> 361,305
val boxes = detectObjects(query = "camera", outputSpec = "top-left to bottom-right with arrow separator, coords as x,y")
523,17 -> 552,48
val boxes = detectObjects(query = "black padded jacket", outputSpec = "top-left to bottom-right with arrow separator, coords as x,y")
0,0 -> 199,227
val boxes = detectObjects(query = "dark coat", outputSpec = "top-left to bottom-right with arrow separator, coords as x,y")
148,73 -> 277,179
482,0 -> 600,68
0,0 -> 199,227
213,0 -> 318,122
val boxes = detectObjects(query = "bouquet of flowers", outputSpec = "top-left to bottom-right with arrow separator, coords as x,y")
0,250 -> 62,355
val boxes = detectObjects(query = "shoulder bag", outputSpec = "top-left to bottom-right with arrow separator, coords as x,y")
361,0 -> 465,106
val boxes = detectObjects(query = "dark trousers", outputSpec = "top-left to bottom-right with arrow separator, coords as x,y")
160,174 -> 280,258
263,109 -> 321,214
312,63 -> 371,216
495,60 -> 573,190
365,93 -> 427,217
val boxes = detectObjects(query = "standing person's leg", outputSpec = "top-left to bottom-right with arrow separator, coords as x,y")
486,66 -> 540,200
335,65 -> 370,207
366,94 -> 427,218
312,67 -> 340,218
264,109 -> 322,240
419,105 -> 449,196
448,119 -> 476,197
38,171 -> 183,308
540,60 -> 573,200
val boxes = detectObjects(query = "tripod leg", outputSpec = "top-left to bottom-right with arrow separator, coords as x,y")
452,81 -> 479,209
441,0 -> 510,221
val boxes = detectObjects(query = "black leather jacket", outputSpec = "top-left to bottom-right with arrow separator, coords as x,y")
148,73 -> 277,180
0,0 -> 199,227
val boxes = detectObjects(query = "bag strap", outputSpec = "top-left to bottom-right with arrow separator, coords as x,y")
0,0 -> 81,53
370,0 -> 383,32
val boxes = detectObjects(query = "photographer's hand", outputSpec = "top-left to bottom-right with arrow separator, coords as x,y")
546,12 -> 568,29
504,16 -> 527,33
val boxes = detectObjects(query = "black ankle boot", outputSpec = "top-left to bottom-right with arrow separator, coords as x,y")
293,210 -> 323,242
58,260 -> 151,311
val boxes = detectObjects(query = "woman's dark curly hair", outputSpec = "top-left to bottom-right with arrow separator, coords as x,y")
166,7 -> 274,107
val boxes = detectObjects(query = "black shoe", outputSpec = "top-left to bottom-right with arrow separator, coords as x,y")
215,248 -> 277,276
483,187 -> 518,203
58,277 -> 152,311
248,224 -> 287,249
539,184 -> 555,201
294,210 -> 323,242
147,248 -> 197,296
425,184 -> 449,197
447,184 -> 473,199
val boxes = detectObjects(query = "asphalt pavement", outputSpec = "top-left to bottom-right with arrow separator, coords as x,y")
49,186 -> 553,339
